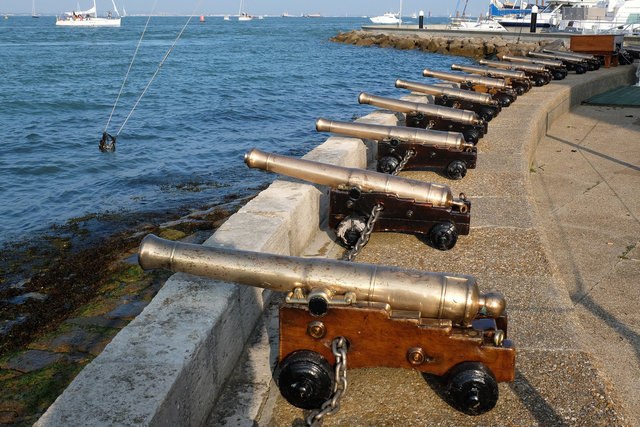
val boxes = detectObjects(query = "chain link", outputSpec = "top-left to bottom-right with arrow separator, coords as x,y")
342,203 -> 383,262
306,337 -> 349,427
391,149 -> 415,176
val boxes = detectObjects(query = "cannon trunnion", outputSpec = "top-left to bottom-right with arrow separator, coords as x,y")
138,235 -> 516,416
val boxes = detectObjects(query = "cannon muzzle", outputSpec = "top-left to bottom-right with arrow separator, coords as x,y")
139,234 -> 505,324
451,63 -> 527,80
316,116 -> 472,150
358,92 -> 483,126
395,79 -> 498,105
477,59 -> 548,73
502,55 -> 564,68
423,68 -> 509,89
244,148 -> 467,210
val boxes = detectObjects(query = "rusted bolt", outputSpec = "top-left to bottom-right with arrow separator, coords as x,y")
307,321 -> 326,339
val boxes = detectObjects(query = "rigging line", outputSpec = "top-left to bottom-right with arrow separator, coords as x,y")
114,0 -> 204,137
104,0 -> 159,134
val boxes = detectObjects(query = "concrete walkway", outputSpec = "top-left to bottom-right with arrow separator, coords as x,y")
531,105 -> 640,425
209,67 -> 639,426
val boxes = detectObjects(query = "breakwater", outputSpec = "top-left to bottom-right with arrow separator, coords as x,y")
331,29 -> 566,58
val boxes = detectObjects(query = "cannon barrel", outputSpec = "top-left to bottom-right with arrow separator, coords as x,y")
139,234 -> 505,325
477,59 -> 548,73
316,117 -> 471,150
542,49 -> 596,60
395,79 -> 498,105
502,55 -> 564,68
245,148 -> 466,210
451,63 -> 527,80
422,68 -> 509,89
358,93 -> 483,126
528,51 -> 585,63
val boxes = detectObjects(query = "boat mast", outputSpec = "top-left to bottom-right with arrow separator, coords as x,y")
399,0 -> 403,25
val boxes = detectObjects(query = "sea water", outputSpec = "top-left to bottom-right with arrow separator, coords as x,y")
0,16 -> 471,247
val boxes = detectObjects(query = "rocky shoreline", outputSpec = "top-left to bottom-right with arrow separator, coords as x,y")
331,29 -> 568,58
0,194 -> 255,425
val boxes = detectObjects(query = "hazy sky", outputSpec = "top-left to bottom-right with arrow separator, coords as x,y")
2,0 -> 491,17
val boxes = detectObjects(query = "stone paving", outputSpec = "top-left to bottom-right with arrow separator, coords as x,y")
209,65 -> 639,426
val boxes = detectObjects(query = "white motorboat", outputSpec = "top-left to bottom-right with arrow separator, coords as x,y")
447,15 -> 508,31
370,12 -> 401,24
370,0 -> 403,24
56,0 -> 121,27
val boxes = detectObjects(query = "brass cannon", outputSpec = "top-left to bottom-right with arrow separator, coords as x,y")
395,79 -> 502,122
451,63 -> 532,95
245,148 -> 470,250
316,117 -> 477,179
476,59 -> 554,85
528,51 -> 589,74
357,92 -> 487,145
543,48 -> 600,70
500,55 -> 568,80
422,68 -> 517,107
138,234 -> 515,415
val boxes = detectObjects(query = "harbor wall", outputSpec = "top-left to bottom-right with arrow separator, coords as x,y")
36,64 -> 637,426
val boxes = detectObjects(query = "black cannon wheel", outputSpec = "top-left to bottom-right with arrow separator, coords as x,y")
479,107 -> 495,122
277,350 -> 335,410
377,155 -> 401,174
335,216 -> 366,248
462,129 -> 479,145
552,71 -> 565,80
446,362 -> 499,416
445,160 -> 467,180
534,76 -> 547,86
429,222 -> 458,250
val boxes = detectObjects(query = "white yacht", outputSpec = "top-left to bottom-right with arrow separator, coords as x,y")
370,12 -> 401,24
553,0 -> 640,34
56,0 -> 121,27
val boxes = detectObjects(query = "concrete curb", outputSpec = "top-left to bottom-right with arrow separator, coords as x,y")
36,64 -> 637,426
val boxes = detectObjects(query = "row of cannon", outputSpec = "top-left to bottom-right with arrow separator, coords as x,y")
137,48 -> 602,421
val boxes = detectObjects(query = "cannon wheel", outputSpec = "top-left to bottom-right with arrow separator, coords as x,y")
574,65 -> 586,74
498,95 -> 512,107
277,350 -> 335,410
513,85 -> 526,95
445,160 -> 467,180
377,155 -> 401,174
462,129 -> 479,145
335,216 -> 366,248
552,71 -> 565,80
446,362 -> 499,416
429,222 -> 458,250
479,107 -> 495,122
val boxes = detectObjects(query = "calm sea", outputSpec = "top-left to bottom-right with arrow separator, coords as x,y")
0,16 -> 471,247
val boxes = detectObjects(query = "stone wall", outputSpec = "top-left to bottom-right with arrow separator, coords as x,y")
331,30 -> 569,59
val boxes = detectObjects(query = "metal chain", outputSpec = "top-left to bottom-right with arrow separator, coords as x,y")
391,149 -> 415,176
306,337 -> 349,427
342,203 -> 383,261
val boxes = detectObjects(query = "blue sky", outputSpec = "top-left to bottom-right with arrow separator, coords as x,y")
2,1 -> 491,17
